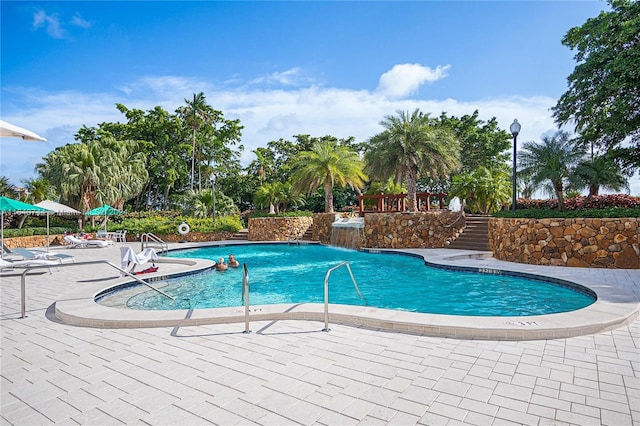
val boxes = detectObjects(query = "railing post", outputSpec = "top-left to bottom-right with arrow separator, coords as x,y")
242,264 -> 251,333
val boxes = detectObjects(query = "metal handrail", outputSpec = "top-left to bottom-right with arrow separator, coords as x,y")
13,260 -> 174,319
241,263 -> 250,333
141,233 -> 168,255
322,261 -> 362,332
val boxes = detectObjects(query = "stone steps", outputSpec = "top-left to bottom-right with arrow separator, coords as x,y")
447,215 -> 491,251
229,229 -> 248,241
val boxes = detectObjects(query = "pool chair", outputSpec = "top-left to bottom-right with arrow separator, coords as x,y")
63,235 -> 112,249
120,246 -> 158,276
10,248 -> 75,264
0,257 -> 58,273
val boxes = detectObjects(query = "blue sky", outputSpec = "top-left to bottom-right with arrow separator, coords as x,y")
3,0 -> 636,195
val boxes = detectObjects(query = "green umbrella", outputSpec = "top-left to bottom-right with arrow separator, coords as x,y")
0,196 -> 51,257
86,204 -> 124,232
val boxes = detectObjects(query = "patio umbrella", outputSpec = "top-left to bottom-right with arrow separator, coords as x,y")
0,197 -> 51,257
35,200 -> 81,250
86,204 -> 123,232
0,119 -> 47,141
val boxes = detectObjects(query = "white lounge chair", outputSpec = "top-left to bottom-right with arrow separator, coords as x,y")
0,258 -> 58,273
63,235 -> 111,248
11,248 -> 75,264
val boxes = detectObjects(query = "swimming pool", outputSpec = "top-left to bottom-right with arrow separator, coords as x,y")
111,244 -> 595,316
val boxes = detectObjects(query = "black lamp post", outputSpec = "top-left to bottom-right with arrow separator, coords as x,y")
209,172 -> 216,226
510,119 -> 521,212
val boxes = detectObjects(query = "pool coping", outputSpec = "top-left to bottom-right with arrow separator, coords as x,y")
54,242 -> 640,340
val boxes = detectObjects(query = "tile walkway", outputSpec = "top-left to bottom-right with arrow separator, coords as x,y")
1,243 -> 639,425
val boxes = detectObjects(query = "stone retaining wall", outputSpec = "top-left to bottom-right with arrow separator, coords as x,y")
3,235 -> 67,249
489,217 -> 639,269
364,211 -> 464,249
248,217 -> 313,241
313,213 -> 337,244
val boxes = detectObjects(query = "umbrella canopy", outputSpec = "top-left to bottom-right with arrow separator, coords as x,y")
0,119 -> 47,142
86,204 -> 123,232
86,204 -> 123,216
0,196 -> 50,214
35,200 -> 81,215
0,197 -> 51,257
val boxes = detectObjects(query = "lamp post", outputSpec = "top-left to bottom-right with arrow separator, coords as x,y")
509,119 -> 521,212
209,172 -> 216,227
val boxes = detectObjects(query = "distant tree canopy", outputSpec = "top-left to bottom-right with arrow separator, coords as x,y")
552,0 -> 640,170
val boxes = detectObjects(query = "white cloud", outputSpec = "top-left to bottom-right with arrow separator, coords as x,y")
33,10 -> 65,39
2,71 -> 638,197
71,13 -> 91,29
377,63 -> 451,99
249,67 -> 311,87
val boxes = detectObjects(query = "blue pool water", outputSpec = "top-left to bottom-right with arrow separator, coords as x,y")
118,244 -> 595,316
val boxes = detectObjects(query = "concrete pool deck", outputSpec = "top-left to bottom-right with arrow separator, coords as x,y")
1,242 -> 639,425
51,242 -> 639,341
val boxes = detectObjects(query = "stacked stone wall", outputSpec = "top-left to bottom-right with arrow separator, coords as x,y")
248,217 -> 313,241
313,213 -> 337,244
489,217 -> 639,269
364,211 -> 464,249
3,235 -> 66,249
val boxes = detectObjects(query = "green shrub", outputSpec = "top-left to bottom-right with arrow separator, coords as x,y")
248,210 -> 314,218
109,214 -> 243,235
494,207 -> 640,219
2,227 -> 69,238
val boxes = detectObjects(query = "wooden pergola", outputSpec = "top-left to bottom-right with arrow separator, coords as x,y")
357,192 -> 447,215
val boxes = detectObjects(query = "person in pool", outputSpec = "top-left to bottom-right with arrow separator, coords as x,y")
228,254 -> 239,268
215,257 -> 228,271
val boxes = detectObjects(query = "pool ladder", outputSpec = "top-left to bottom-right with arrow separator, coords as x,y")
240,261 -> 362,333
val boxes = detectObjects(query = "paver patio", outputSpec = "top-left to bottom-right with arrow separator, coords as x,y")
1,243 -> 638,425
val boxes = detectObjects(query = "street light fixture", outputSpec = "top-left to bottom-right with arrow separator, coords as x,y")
509,119 -> 521,212
209,172 -> 216,227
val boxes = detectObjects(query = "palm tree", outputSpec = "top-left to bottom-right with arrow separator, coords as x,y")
364,109 -> 460,212
450,167 -> 511,214
518,131 -> 585,211
574,154 -> 628,197
21,178 -> 55,204
254,182 -> 281,214
37,137 -> 148,226
290,140 -> 367,213
178,92 -> 212,190
0,176 -> 17,198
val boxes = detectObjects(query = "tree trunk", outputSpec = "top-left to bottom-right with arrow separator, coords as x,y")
324,182 -> 334,213
406,166 -> 418,212
555,182 -> 565,212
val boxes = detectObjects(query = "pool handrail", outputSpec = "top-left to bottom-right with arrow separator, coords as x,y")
323,261 -> 362,331
242,263 -> 250,334
14,260 -> 174,319
141,233 -> 168,255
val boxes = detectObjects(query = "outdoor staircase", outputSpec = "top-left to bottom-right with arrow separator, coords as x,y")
229,228 -> 248,241
446,215 -> 491,251
302,224 -> 314,241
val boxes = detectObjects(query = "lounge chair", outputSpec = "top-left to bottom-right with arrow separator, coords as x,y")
63,235 -> 111,248
0,258 -> 58,273
11,248 -> 75,264
120,246 -> 158,276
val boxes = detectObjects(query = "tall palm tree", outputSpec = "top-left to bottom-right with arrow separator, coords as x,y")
291,140 -> 367,213
518,131 -> 585,211
574,154 -> 628,197
178,92 -> 212,190
364,109 -> 460,212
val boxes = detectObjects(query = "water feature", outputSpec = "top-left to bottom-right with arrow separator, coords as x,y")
330,216 -> 364,249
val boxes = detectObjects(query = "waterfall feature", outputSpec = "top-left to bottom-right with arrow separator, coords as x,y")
330,216 -> 365,249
